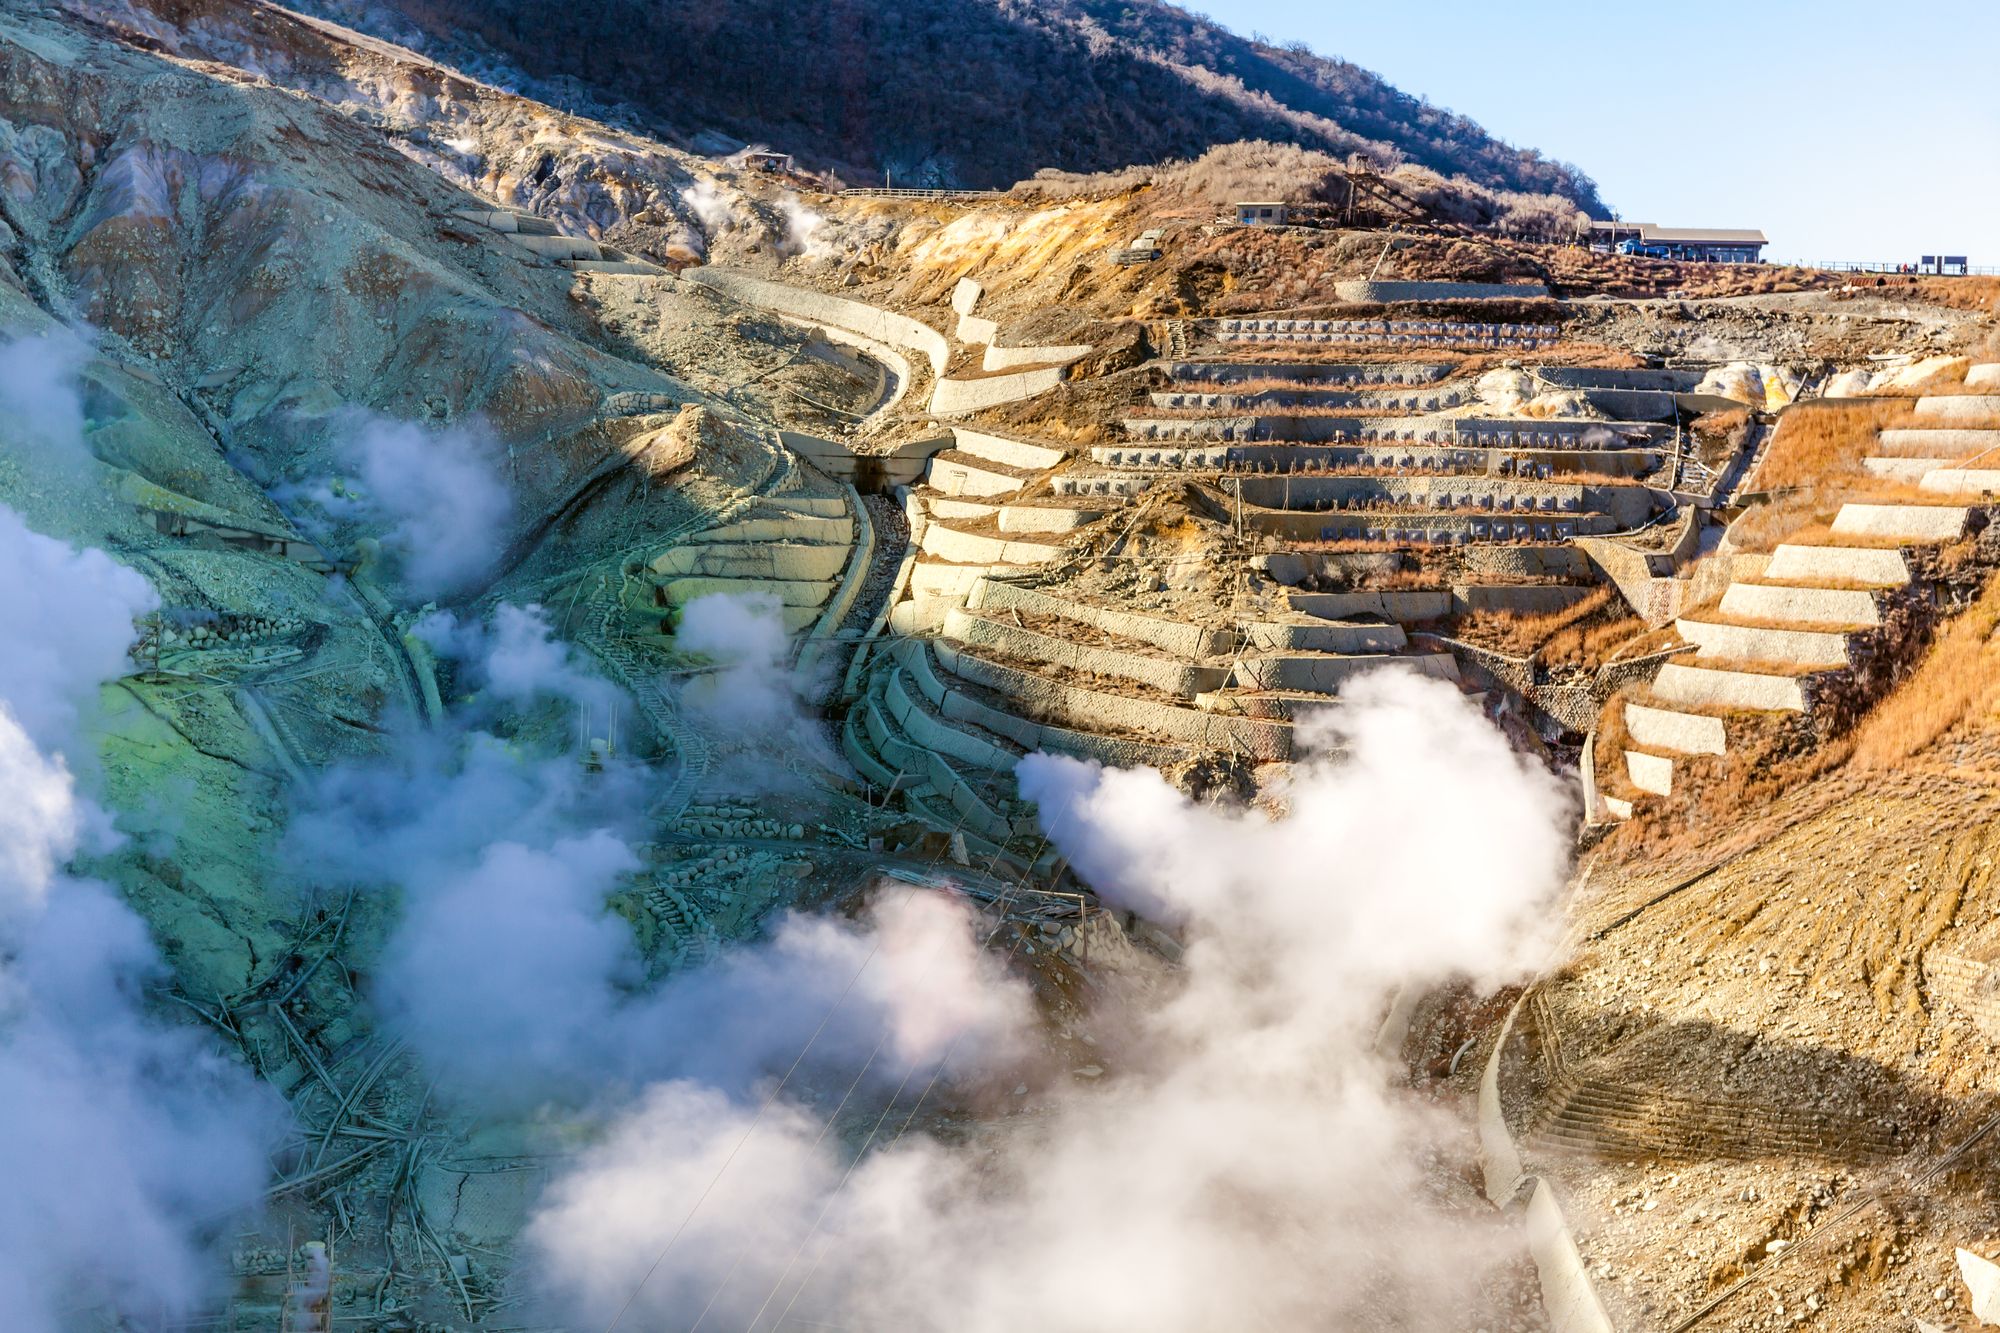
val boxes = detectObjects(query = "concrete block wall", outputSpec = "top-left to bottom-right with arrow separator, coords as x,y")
1167,360 -> 1452,386
1092,442 -> 1661,479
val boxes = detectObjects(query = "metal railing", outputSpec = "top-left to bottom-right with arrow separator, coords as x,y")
1783,258 -> 1999,276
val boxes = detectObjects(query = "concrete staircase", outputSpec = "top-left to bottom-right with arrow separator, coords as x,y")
1607,378 -> 1998,815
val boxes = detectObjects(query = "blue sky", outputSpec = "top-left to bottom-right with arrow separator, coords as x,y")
1192,1 -> 2000,264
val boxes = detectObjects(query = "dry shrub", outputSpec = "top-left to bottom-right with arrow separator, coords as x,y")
1852,573 -> 2000,767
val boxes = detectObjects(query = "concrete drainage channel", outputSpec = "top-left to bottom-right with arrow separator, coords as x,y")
1479,992 -> 1619,1333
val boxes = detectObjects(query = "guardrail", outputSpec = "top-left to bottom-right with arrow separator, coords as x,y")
1783,259 -> 1999,276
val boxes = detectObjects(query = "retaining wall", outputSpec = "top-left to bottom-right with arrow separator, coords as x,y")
982,341 -> 1094,372
1916,394 -> 2000,423
1763,543 -> 1909,586
968,577 -> 1239,657
778,431 -> 953,489
1677,619 -> 1850,668
1876,429 -> 2000,456
942,607 -> 1231,697
953,428 -> 1067,470
891,640 -> 1192,769
1288,589 -> 1454,621
684,268 -> 950,375
1167,360 -> 1452,386
1624,702 -> 1726,755
931,365 -> 1067,416
1332,278 -> 1551,302
933,641 -> 1294,759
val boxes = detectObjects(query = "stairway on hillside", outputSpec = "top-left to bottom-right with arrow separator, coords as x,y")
1606,377 -> 2000,817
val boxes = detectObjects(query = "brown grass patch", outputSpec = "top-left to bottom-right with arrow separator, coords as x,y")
1852,572 -> 2000,767
1753,399 -> 1913,492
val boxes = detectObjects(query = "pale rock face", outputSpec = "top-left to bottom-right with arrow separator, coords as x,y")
1959,1248 -> 2000,1325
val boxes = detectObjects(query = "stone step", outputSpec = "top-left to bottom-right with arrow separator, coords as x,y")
1968,365 -> 2000,390
1676,617 -> 1851,669
950,428 -> 1067,471
1719,582 -> 1880,627
1762,543 -> 1910,587
1623,702 -> 1727,756
908,559 -> 997,601
1650,662 -> 1808,712
1830,502 -> 1971,543
763,495 -> 851,517
1919,469 -> 2000,497
1624,749 -> 1675,796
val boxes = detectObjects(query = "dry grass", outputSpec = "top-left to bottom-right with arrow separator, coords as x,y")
1446,586 -> 1648,666
1852,573 -> 2000,768
1753,399 -> 1912,492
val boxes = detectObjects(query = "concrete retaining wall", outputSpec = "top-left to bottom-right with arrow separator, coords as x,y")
942,607 -> 1231,697
1244,620 -> 1407,653
1916,394 -> 2000,423
1831,503 -> 1970,542
920,522 -> 1064,566
1288,590 -> 1454,621
930,457 -> 1026,498
1677,618 -> 1850,668
1230,653 -> 1455,693
1876,429 -> 2000,456
1095,442 -> 1660,479
884,666 -> 1016,771
1167,360 -> 1451,386
982,341 -> 1094,372
1652,663 -> 1807,711
780,430 -> 950,488
685,267 -> 950,374
1332,278 -> 1551,302
969,578 -> 1239,657
688,514 -> 853,545
934,641 -> 1294,759
1719,582 -> 1879,626
1457,584 -> 1596,615
932,366 -> 1067,416
661,575 -> 832,608
1763,543 -> 1909,586
1922,469 -> 2000,496
954,428 -> 1067,470
1624,702 -> 1726,755
651,544 -> 849,581
1527,1181 -> 1619,1333
892,640 -> 1192,769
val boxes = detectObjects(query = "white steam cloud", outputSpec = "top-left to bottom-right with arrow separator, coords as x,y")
0,328 -> 93,470
417,602 -> 619,716
517,672 -> 1575,1330
778,195 -> 834,261
679,179 -> 739,235
676,590 -> 801,733
279,414 -> 512,601
0,501 -> 281,1332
